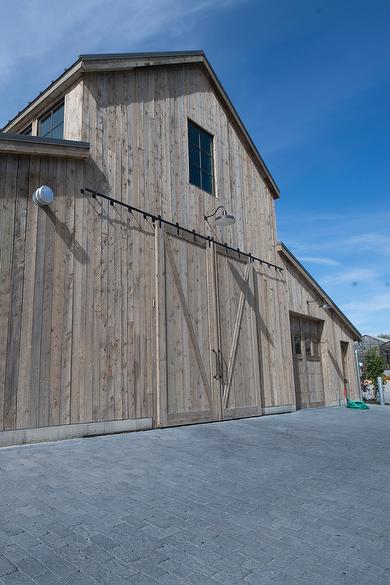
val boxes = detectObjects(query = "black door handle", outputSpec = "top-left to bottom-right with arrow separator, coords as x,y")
212,349 -> 221,380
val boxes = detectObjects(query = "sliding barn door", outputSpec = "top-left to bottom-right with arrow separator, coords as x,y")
156,228 -> 262,426
215,247 -> 262,420
156,229 -> 220,426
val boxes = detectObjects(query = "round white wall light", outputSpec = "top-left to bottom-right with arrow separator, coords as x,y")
32,185 -> 54,206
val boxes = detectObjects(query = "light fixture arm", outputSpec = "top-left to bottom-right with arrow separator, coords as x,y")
204,205 -> 226,222
307,298 -> 332,310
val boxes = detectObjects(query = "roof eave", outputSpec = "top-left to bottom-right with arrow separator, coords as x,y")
0,132 -> 90,159
277,241 -> 361,340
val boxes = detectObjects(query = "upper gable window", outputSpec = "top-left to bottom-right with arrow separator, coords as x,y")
38,101 -> 64,139
188,120 -> 214,195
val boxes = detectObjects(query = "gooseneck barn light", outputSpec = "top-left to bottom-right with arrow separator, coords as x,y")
204,205 -> 236,227
32,185 -> 54,206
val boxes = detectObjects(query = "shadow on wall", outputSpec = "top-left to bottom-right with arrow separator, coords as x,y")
42,157 -> 155,267
327,348 -> 343,381
44,207 -> 89,265
228,258 -> 279,354
87,195 -> 155,238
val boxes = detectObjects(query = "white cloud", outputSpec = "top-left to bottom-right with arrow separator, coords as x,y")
339,292 -> 390,333
342,292 -> 390,315
299,256 -> 340,266
345,233 -> 390,254
321,268 -> 378,286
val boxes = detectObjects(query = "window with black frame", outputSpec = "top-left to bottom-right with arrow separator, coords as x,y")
188,120 -> 214,195
38,101 -> 64,139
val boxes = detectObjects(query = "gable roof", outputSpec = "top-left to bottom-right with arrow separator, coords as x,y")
277,242 -> 361,340
1,51 -> 279,199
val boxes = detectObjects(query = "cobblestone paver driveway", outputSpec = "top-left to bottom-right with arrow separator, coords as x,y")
0,407 -> 389,585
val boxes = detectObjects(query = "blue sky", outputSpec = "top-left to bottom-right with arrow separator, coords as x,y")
1,0 -> 389,334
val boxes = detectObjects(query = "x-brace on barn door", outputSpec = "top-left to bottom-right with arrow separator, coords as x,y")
156,226 -> 262,427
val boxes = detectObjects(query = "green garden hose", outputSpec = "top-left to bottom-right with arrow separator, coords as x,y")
346,397 -> 369,410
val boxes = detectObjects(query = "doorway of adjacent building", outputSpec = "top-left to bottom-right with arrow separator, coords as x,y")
290,315 -> 325,408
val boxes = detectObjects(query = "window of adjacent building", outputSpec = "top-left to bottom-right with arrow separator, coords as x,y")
20,125 -> 32,136
188,120 -> 214,195
305,337 -> 312,356
38,101 -> 64,139
291,318 -> 322,358
292,335 -> 302,356
311,337 -> 320,358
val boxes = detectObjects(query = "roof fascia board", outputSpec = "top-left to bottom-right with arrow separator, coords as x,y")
80,50 -> 205,60
277,242 -> 361,340
81,54 -> 204,72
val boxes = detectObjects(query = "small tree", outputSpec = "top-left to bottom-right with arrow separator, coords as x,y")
364,347 -> 385,399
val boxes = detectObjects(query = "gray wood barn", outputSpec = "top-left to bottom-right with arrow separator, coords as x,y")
0,51 -> 361,446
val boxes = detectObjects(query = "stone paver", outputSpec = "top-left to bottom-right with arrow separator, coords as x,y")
0,407 -> 389,584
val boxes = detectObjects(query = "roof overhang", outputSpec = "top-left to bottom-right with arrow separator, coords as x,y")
0,133 -> 90,159
1,51 -> 279,198
277,241 -> 361,340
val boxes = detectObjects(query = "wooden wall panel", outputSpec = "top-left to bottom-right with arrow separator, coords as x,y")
0,153 -> 156,432
254,267 -> 295,409
64,81 -> 84,141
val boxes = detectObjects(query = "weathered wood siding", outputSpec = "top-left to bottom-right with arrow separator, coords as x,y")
280,254 -> 359,404
0,152 -> 156,431
254,265 -> 295,411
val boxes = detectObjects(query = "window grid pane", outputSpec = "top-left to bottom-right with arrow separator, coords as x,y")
20,125 -> 32,136
38,101 -> 64,139
52,104 -> 64,127
189,144 -> 200,167
200,132 -> 212,155
201,172 -> 213,194
39,117 -> 51,137
51,124 -> 64,139
201,151 -> 212,174
189,164 -> 201,188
